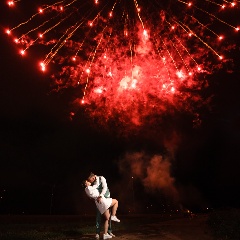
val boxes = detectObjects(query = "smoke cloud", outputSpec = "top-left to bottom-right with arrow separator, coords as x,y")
118,151 -> 179,203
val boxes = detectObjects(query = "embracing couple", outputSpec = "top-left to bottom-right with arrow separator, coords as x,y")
83,172 -> 120,239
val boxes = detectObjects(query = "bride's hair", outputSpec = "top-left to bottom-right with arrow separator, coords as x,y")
81,179 -> 87,188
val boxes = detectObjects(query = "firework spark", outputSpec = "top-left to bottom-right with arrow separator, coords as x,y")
5,0 -> 239,128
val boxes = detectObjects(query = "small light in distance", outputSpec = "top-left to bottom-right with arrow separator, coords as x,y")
143,29 -> 148,37
218,35 -> 224,40
176,71 -> 184,78
7,1 -> 14,7
20,49 -> 25,55
40,62 -> 46,71
95,88 -> 103,94
6,29 -> 11,35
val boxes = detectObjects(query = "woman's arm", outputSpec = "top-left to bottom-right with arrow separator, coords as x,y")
85,186 -> 94,199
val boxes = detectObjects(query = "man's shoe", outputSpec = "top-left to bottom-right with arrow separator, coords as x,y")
111,215 -> 120,222
103,233 -> 112,239
108,232 -> 116,237
95,233 -> 100,239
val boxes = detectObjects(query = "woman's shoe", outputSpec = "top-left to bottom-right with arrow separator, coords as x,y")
111,216 -> 120,222
103,233 -> 112,239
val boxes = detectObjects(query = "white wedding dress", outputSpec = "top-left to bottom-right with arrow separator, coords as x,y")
85,185 -> 112,214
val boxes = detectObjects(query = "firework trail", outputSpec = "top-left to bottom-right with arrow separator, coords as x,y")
5,0 -> 240,128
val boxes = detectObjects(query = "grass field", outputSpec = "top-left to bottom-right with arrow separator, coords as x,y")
1,210 -> 240,240
0,214 -> 181,240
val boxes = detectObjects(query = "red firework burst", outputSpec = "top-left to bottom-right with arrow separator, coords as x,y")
5,0 -> 240,128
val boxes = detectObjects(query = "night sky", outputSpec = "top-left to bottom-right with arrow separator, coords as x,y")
0,1 -> 240,215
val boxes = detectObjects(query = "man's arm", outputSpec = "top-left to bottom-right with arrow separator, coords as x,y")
99,176 -> 108,197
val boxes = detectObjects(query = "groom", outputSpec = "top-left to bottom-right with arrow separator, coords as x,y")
87,172 -> 115,239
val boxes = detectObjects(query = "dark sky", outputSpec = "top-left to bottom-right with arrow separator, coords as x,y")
0,1 -> 240,215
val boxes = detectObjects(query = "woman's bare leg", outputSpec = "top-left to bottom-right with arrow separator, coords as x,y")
102,209 -> 110,234
110,199 -> 118,216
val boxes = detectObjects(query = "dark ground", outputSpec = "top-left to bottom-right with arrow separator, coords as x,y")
81,215 -> 214,240
0,214 -> 214,240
